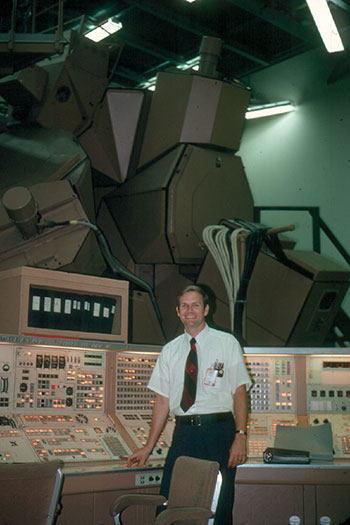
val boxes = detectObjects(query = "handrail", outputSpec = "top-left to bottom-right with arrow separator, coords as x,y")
254,205 -> 350,346
3,0 -> 65,53
254,205 -> 350,267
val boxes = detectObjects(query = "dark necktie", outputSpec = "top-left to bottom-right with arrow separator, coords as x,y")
180,337 -> 198,412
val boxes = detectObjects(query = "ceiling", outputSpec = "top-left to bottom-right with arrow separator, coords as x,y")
1,0 -> 350,93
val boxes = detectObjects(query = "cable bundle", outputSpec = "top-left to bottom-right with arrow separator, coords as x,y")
202,224 -> 248,332
233,227 -> 267,341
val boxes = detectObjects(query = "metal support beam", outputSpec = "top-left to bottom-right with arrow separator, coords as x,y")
119,30 -> 183,64
227,0 -> 316,43
121,0 -> 270,66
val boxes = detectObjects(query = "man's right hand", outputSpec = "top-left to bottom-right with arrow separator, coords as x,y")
126,446 -> 152,468
126,394 -> 170,468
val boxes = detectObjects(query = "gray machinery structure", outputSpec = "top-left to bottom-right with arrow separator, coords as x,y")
0,30 -> 348,346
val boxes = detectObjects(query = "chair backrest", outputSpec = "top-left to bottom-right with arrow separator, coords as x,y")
167,456 -> 219,511
0,460 -> 64,525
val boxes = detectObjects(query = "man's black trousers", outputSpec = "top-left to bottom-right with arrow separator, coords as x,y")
159,416 -> 237,525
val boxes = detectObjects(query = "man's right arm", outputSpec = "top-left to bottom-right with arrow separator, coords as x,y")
126,393 -> 170,467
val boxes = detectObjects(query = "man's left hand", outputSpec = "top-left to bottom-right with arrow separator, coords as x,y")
228,434 -> 247,467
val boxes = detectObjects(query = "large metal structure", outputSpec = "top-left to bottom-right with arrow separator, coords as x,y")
0,32 -> 255,343
0,31 -> 348,345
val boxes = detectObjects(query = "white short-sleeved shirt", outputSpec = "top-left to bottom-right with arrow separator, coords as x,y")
148,324 -> 252,417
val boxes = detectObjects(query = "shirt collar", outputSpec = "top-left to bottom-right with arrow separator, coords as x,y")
184,323 -> 208,344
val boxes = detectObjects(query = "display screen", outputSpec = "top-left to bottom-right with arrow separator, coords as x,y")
323,361 -> 350,369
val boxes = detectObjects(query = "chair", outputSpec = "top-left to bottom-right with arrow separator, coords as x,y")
0,460 -> 64,525
110,455 -> 220,525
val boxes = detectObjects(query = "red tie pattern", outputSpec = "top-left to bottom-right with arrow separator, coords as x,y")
180,337 -> 198,412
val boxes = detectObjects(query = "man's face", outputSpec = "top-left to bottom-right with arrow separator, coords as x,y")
176,291 -> 209,334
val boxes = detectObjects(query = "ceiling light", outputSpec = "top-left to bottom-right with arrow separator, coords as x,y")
85,17 -> 123,42
101,18 -> 123,34
306,0 -> 344,53
85,27 -> 110,42
139,76 -> 157,91
177,56 -> 200,71
245,101 -> 295,120
185,0 -> 197,3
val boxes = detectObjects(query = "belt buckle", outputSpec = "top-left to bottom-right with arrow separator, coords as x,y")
190,415 -> 201,427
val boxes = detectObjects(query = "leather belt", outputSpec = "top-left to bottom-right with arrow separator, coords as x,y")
175,412 -> 233,427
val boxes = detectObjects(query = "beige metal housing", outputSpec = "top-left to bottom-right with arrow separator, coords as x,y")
108,144 -> 254,264
139,71 -> 250,167
0,266 -> 129,342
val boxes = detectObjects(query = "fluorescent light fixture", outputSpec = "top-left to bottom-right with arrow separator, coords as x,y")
85,26 -> 109,42
306,0 -> 344,53
101,18 -> 123,34
245,101 -> 295,120
85,17 -> 123,42
177,56 -> 200,71
139,76 -> 157,91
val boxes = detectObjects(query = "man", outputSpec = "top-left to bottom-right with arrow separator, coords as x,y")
127,284 -> 251,524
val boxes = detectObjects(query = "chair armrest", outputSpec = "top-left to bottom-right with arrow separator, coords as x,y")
155,506 -> 213,524
110,493 -> 167,517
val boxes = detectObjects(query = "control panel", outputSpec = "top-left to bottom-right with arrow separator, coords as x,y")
246,356 -> 295,413
0,344 -> 108,413
245,355 -> 298,457
1,340 -> 350,466
247,413 -> 298,457
307,355 -> 350,459
306,356 -> 350,413
0,412 -> 131,464
0,343 -> 131,464
113,351 -> 175,464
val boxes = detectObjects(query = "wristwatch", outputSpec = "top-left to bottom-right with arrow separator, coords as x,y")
235,429 -> 247,435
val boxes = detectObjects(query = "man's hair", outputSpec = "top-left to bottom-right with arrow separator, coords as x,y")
176,285 -> 209,307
